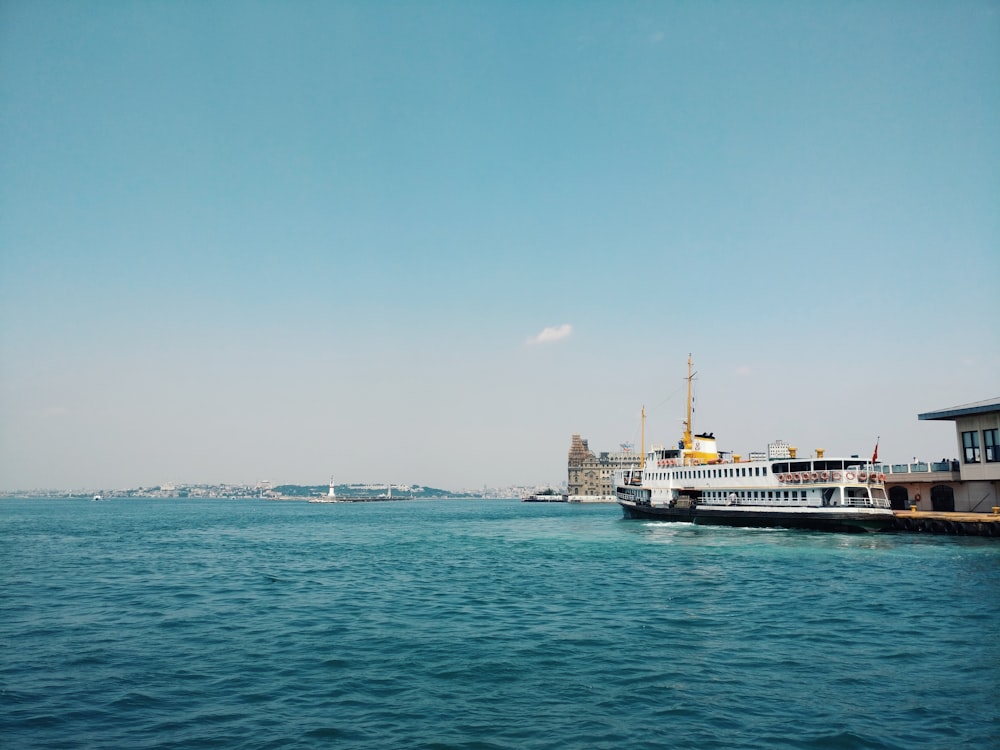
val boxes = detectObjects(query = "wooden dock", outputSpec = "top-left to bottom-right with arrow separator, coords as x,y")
891,510 -> 1000,537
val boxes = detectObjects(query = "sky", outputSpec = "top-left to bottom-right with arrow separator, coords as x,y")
1,1 -> 998,491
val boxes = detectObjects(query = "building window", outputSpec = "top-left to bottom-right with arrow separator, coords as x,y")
962,431 -> 981,463
985,429 -> 999,463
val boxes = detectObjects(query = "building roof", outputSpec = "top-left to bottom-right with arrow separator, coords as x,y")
917,397 -> 1000,421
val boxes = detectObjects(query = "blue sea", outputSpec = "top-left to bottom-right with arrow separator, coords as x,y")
2,498 -> 998,749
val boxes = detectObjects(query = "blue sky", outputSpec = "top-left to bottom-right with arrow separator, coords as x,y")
1,1 -> 998,491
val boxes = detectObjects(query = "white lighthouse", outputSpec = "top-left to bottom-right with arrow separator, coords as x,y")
328,477 -> 336,498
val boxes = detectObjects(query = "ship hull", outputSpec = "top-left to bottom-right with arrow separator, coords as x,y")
618,501 -> 893,533
619,502 -> 695,522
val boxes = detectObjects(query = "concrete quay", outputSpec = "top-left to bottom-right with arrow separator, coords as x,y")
890,510 -> 1000,537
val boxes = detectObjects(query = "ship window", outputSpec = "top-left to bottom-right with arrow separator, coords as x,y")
762,467 -> 768,475
767,491 -> 773,499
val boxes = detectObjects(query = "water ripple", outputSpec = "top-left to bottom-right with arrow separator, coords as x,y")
2,498 -> 998,749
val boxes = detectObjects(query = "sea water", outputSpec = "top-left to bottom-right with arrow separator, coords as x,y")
1,498 -> 998,749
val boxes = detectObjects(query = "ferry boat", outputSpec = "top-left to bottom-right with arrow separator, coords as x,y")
613,358 -> 895,533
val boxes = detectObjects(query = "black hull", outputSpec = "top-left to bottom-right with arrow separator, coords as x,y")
620,503 -> 695,522
618,502 -> 893,533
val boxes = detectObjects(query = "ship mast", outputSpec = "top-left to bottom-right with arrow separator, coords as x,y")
640,405 -> 646,469
683,354 -> 694,450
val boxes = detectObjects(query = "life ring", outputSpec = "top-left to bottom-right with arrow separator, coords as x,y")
810,472 -> 819,481
845,472 -> 856,481
858,471 -> 868,481
832,471 -> 842,481
879,473 -> 886,482
820,471 -> 829,481
914,493 -> 921,502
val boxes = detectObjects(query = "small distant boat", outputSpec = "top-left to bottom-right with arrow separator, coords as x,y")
92,494 -> 104,502
612,357 -> 895,533
522,492 -> 568,503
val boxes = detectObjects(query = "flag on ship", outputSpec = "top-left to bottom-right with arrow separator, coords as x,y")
871,438 -> 879,464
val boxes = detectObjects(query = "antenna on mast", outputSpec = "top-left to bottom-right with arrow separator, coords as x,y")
683,354 -> 697,450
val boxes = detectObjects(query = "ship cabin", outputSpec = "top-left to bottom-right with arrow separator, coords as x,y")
619,446 -> 890,510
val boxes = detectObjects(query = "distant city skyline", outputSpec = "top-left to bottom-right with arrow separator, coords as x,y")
2,2 -> 998,491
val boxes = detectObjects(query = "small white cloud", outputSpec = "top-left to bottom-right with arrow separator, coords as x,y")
528,324 -> 573,345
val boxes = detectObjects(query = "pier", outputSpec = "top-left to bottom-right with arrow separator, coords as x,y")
891,510 -> 1000,537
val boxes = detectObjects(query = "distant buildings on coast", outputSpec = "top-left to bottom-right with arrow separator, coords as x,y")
5,481 -> 548,501
566,434 -> 640,503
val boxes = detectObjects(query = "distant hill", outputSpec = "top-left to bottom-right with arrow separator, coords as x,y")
271,484 -> 479,499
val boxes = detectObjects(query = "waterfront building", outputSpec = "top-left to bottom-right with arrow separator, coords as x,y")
567,434 -> 640,503
881,397 -> 1000,512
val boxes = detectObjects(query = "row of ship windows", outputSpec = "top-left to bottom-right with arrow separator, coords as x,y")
648,466 -> 769,481
704,490 -> 808,501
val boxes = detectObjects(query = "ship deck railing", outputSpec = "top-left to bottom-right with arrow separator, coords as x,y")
842,498 -> 891,509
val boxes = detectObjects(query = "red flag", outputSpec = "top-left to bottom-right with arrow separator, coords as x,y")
871,439 -> 879,464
